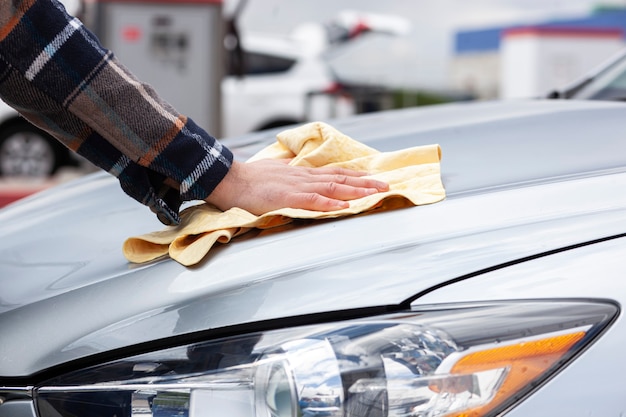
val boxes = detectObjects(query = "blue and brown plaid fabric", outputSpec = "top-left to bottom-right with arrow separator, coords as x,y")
0,0 -> 233,224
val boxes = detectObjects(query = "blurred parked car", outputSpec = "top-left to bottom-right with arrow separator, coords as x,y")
221,28 -> 357,137
1,98 -> 626,416
223,9 -> 409,136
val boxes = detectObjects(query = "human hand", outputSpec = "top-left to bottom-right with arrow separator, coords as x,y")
204,159 -> 389,215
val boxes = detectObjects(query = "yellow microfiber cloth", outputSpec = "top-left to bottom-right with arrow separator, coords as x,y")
123,122 -> 446,266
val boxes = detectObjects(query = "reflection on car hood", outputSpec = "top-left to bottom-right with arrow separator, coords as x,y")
2,99 -> 626,378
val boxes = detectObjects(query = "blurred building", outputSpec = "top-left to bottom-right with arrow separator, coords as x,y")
451,6 -> 626,99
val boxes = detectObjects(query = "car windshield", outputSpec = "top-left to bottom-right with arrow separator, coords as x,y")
569,51 -> 626,101
227,50 -> 296,76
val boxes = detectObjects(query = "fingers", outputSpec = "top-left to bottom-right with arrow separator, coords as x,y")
306,181 -> 380,202
297,167 -> 389,205
274,170 -> 388,212
307,172 -> 389,194
290,192 -> 351,212
205,159 -> 390,215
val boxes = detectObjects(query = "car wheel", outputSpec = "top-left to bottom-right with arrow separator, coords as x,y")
0,123 -> 65,177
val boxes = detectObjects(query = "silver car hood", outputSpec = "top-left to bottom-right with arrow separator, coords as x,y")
2,98 -> 626,378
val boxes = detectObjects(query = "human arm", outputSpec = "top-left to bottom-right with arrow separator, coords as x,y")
0,0 -> 387,224
0,0 -> 232,224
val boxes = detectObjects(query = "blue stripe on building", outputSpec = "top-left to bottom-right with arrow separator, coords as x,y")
455,7 -> 626,54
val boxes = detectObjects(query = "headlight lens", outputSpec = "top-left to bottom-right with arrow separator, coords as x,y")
34,300 -> 616,417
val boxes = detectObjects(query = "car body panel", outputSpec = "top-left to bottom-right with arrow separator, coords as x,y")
413,237 -> 626,417
1,99 -> 626,379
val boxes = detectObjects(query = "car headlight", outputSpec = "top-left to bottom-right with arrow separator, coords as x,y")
34,300 -> 616,417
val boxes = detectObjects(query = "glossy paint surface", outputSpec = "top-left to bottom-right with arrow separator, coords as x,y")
1,99 -> 626,380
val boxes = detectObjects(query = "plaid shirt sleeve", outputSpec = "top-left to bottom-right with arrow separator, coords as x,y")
0,0 -> 233,225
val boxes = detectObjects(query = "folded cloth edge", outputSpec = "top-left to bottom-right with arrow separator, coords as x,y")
122,122 -> 446,265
